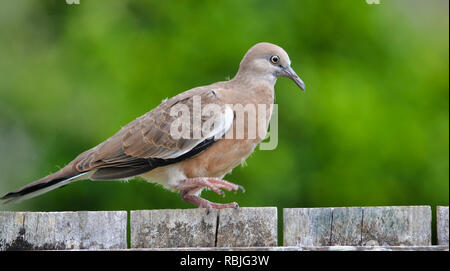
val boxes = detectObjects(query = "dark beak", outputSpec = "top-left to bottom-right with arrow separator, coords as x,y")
282,66 -> 305,91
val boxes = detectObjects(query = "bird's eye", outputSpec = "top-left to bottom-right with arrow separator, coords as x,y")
270,55 -> 279,64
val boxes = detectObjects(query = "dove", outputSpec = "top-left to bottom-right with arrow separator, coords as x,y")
1,42 -> 305,209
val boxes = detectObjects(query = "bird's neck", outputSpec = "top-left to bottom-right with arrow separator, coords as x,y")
229,71 -> 275,105
232,70 -> 277,90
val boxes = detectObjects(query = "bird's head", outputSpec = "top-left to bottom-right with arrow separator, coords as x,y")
235,42 -> 305,91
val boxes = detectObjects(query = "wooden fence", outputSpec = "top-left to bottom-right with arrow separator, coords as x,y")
0,206 -> 448,251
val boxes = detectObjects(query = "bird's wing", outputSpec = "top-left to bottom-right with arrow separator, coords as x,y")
72,86 -> 233,176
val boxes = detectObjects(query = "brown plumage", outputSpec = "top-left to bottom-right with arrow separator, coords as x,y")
1,42 -> 305,208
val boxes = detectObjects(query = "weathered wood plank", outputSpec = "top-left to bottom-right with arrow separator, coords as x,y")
361,206 -> 431,246
0,211 -> 127,250
130,208 -> 218,248
283,208 -> 332,246
283,206 -> 431,246
437,206 -> 449,245
130,207 -> 277,248
330,207 -> 363,246
216,207 -> 277,247
117,245 -> 449,251
1,206 -> 438,250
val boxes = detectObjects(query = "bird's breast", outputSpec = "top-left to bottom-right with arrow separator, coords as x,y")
180,99 -> 274,178
141,84 -> 274,187
179,138 -> 259,179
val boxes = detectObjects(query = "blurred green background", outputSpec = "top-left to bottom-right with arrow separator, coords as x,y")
0,0 -> 448,214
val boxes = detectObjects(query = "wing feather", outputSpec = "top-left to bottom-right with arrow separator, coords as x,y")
72,86 -> 233,175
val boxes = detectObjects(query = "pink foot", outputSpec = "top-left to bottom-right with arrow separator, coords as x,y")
175,177 -> 244,210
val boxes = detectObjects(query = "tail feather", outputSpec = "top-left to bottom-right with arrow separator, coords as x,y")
1,167 -> 90,205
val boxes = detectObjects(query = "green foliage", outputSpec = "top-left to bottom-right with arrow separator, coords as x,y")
0,0 -> 448,211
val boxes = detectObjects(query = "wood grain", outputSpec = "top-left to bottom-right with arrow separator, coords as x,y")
130,207 -> 277,248
437,206 -> 449,245
284,206 -> 431,246
0,211 -> 127,250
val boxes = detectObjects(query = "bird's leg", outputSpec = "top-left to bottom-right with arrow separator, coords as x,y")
206,178 -> 246,193
175,177 -> 225,196
180,188 -> 239,210
176,177 -> 244,209
175,177 -> 244,195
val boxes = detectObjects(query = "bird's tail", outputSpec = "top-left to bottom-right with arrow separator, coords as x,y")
1,165 -> 90,205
